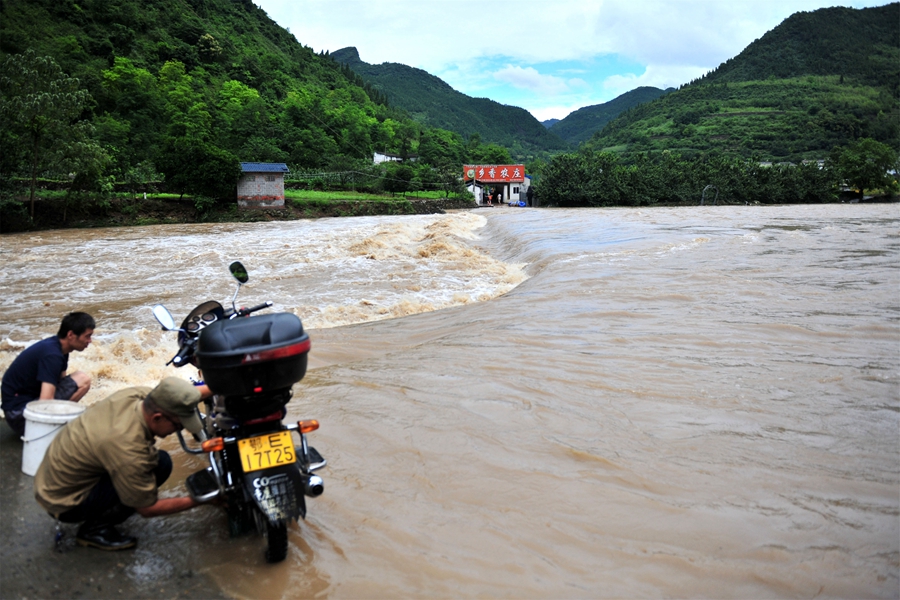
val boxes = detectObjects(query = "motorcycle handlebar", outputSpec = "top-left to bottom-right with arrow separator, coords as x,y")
167,300 -> 272,364
170,342 -> 194,367
237,301 -> 273,317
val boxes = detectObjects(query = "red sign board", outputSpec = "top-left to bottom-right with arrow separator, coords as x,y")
464,165 -> 525,183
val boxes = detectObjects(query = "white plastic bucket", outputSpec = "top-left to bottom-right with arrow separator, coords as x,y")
21,400 -> 85,476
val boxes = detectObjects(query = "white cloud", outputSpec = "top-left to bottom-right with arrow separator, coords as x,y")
602,64 -> 708,96
257,0 -> 886,72
529,104 -> 590,122
255,0 -> 889,119
491,66 -> 586,95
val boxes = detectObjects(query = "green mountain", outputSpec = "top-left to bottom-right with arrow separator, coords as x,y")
587,3 -> 899,162
331,47 -> 570,159
0,0 -> 512,196
701,5 -> 899,90
549,86 -> 673,145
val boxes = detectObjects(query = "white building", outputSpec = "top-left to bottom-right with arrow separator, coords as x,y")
464,164 -> 530,206
373,151 -> 418,164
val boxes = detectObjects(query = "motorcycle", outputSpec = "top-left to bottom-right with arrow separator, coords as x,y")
150,261 -> 325,563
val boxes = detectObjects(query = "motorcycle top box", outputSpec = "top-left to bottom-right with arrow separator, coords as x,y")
196,312 -> 309,398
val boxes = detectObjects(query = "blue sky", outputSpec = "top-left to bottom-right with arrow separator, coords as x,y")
254,0 -> 892,122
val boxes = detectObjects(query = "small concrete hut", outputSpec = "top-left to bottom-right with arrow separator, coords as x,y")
237,162 -> 290,208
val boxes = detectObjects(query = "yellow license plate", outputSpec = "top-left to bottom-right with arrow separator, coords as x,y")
238,431 -> 296,473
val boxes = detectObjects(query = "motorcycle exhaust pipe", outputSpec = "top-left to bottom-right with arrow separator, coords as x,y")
304,474 -> 324,498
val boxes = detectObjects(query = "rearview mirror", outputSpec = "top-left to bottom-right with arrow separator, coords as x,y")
229,261 -> 249,284
151,305 -> 177,331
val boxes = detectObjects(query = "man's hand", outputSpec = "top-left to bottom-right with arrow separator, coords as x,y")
38,382 -> 58,400
135,496 -> 200,518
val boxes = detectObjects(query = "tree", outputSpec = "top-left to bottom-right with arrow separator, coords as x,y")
419,128 -> 465,168
382,162 -> 414,195
217,79 -> 268,151
536,151 -> 602,206
159,60 -> 212,141
392,121 -> 418,160
0,50 -> 96,217
435,165 -> 466,198
99,58 -> 166,170
469,143 -> 512,165
830,138 -> 899,199
156,138 -> 241,200
124,160 -> 162,199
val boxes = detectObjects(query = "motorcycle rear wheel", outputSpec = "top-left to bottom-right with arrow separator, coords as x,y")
265,521 -> 288,563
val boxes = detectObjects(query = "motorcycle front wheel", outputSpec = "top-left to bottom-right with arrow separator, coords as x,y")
265,521 -> 288,563
227,501 -> 253,538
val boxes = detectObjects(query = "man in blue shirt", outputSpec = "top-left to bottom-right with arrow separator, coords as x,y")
1,312 -> 95,437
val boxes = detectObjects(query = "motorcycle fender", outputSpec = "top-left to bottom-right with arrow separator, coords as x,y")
243,464 -> 307,522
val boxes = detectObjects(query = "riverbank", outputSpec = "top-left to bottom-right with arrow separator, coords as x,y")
0,424 -> 231,599
0,193 -> 478,234
4,188 -> 896,234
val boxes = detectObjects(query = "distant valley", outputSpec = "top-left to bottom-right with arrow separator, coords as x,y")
331,47 -> 569,158
332,48 -> 672,153
548,87 -> 673,145
334,3 -> 898,163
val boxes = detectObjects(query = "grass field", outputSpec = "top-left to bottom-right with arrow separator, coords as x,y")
284,189 -> 453,201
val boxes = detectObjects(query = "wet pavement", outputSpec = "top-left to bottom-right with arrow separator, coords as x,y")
0,424 -> 230,600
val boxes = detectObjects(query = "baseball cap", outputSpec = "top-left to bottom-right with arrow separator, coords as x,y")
146,377 -> 203,434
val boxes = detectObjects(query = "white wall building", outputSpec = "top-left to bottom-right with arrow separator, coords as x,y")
374,151 -> 418,164
464,164 -> 530,206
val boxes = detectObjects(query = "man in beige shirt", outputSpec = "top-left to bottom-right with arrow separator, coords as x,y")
35,377 -> 209,551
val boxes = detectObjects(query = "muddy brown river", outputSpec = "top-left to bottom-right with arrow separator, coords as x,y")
1,205 -> 897,598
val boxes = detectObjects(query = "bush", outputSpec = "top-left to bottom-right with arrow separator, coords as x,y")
382,162 -> 414,195
156,139 -> 241,200
0,196 -> 30,233
536,149 -> 840,206
828,138 -> 899,198
192,195 -> 218,219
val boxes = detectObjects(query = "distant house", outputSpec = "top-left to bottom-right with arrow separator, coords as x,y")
237,162 -> 290,208
373,151 -> 418,164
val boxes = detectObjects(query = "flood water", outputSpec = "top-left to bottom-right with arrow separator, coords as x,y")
1,204 -> 898,598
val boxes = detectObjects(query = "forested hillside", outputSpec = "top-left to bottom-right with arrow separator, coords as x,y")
548,86 -> 672,145
2,0 -> 896,224
700,5 -> 899,91
586,3 -> 899,162
331,47 -> 570,159
0,0 -> 513,210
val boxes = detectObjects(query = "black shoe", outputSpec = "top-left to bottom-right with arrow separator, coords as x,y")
75,525 -> 137,551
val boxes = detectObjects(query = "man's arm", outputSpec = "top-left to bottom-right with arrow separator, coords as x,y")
135,496 -> 200,518
34,353 -> 66,399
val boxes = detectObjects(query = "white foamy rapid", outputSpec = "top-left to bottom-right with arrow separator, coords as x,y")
1,212 -> 525,400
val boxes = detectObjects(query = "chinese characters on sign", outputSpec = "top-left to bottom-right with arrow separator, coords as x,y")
464,165 -> 526,183
252,473 -> 298,521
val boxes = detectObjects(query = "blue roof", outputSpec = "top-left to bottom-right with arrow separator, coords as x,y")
240,162 -> 289,173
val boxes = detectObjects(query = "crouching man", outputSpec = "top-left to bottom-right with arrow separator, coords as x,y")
2,311 -> 95,437
34,377 -> 209,551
